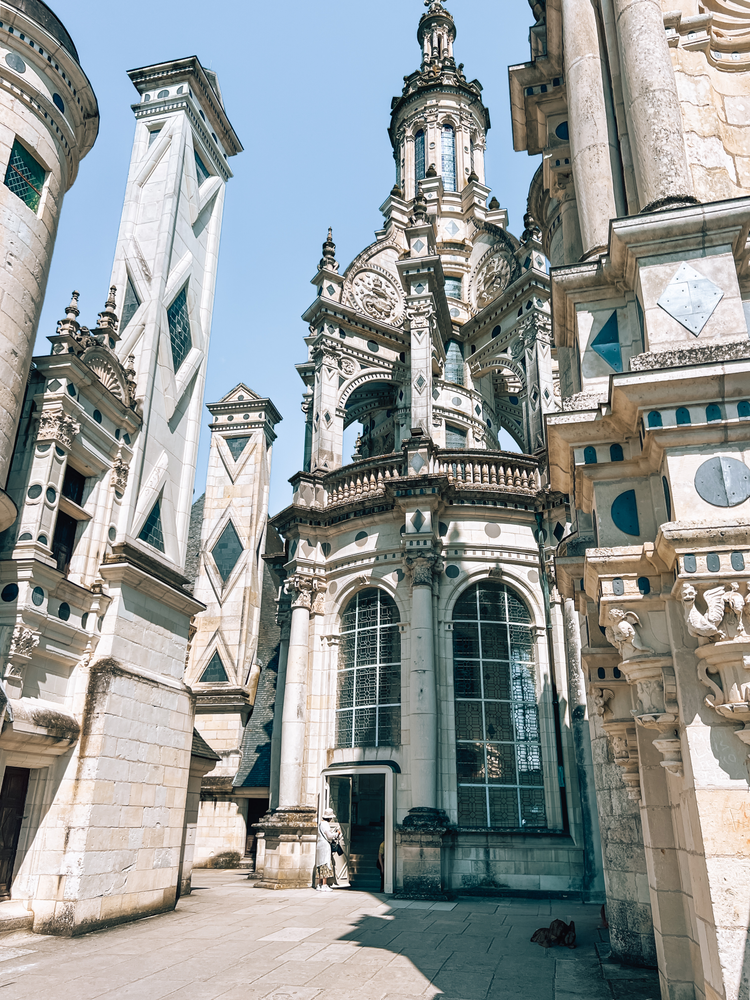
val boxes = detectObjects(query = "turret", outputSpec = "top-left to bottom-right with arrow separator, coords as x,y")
389,0 -> 490,199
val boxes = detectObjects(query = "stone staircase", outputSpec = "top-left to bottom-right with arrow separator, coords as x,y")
346,826 -> 382,892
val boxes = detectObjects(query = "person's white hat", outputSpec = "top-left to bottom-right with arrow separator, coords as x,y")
322,807 -> 335,820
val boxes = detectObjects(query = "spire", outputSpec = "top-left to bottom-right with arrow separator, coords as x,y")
318,228 -> 339,273
97,286 -> 119,334
419,0 -> 456,70
57,291 -> 81,337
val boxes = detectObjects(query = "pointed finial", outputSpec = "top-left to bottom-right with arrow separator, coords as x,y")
413,185 -> 428,223
57,290 -> 81,336
488,196 -> 500,211
319,227 -> 339,273
97,285 -> 119,332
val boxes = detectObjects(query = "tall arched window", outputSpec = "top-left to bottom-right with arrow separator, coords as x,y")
415,130 -> 426,197
453,581 -> 546,829
442,125 -> 456,191
336,589 -> 401,748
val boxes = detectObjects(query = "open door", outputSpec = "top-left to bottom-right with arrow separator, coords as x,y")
327,775 -> 352,885
0,767 -> 29,900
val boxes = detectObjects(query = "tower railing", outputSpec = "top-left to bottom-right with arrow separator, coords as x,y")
311,450 -> 542,510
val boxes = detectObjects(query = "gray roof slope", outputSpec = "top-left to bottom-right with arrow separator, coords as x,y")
192,728 -> 221,761
233,652 -> 278,789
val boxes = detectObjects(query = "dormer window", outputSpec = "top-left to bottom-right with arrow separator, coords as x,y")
445,277 -> 462,300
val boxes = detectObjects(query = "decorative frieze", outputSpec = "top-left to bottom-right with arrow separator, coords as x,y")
111,454 -> 130,494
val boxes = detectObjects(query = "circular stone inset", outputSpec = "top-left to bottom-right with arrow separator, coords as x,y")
355,531 -> 368,546
446,565 -> 460,579
528,569 -> 539,583
329,581 -> 338,595
5,52 -> 26,73
485,523 -> 501,539
695,456 -> 750,507
27,484 -> 42,500
452,397 -> 462,407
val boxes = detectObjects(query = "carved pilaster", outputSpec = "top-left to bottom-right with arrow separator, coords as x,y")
606,721 -> 642,803
111,453 -> 130,494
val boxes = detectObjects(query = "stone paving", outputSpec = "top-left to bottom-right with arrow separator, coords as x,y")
0,871 -> 660,1000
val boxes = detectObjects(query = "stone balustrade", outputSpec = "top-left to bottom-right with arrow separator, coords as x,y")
323,456 -> 407,506
432,451 -> 542,494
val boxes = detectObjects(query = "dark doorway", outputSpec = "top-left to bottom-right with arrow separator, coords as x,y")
329,773 -> 385,891
0,767 -> 29,899
245,798 -> 268,866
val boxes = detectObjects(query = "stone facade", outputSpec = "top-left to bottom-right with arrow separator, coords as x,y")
0,1 -> 98,524
0,45 -> 241,935
510,0 -> 750,997
255,1 -> 604,904
186,383 -> 281,868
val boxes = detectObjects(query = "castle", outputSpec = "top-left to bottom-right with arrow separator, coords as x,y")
0,2 -> 748,999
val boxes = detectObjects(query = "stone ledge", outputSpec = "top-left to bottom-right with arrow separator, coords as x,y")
630,340 -> 750,371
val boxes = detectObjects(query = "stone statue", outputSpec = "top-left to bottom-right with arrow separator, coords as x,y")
682,584 -> 728,641
604,608 -> 654,661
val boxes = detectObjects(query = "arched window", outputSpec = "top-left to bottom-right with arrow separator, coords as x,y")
739,401 -> 750,419
445,339 -> 464,385
584,446 -> 597,465
706,403 -> 722,422
610,444 -> 624,462
442,124 -> 456,192
415,130 -> 426,197
647,411 -> 662,428
336,589 -> 401,748
676,407 -> 691,425
453,581 -> 547,829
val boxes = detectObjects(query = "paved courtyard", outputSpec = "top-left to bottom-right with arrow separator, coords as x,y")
0,871 -> 660,1000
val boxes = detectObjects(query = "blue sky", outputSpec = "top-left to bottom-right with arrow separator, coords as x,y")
38,0 -> 540,517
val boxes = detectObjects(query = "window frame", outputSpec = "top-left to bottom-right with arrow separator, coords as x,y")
4,138 -> 47,214
450,580 -> 558,831
335,588 -> 402,750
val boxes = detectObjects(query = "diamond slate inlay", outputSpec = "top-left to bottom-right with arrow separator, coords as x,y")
412,510 -> 425,533
658,262 -> 724,336
590,311 -> 622,372
413,239 -> 425,253
212,521 -> 243,582
446,221 -> 459,236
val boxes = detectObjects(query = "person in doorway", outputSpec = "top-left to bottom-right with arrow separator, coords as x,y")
316,807 -> 340,892
376,840 -> 385,893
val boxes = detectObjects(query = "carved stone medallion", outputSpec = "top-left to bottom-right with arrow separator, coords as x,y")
474,252 -> 512,311
351,270 -> 401,323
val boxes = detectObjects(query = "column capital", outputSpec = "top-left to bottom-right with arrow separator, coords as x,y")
284,575 -> 327,614
403,551 -> 444,588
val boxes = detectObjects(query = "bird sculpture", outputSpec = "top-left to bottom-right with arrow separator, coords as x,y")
682,584 -> 726,641
605,608 -> 654,661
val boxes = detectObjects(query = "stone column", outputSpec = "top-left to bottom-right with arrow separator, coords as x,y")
396,550 -> 449,898
268,604 -> 291,812
612,0 -> 693,211
561,0 -> 618,257
404,553 -> 443,815
277,576 -> 314,809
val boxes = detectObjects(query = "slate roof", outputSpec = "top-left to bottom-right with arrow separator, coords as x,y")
191,728 -> 221,762
234,651 -> 278,788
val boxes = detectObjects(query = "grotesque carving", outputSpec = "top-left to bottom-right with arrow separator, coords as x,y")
339,357 -> 357,377
351,271 -> 400,322
111,454 -> 130,494
591,687 -> 615,722
604,608 -> 655,660
682,583 -> 750,642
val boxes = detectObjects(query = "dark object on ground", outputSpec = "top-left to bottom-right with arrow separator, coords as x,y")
531,919 -> 577,949
600,904 -> 609,929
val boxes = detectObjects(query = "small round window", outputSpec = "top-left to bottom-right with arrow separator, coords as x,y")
5,52 -> 26,73
31,586 -> 45,607
27,484 -> 42,499
58,602 -> 71,621
46,487 -> 57,503
1,584 -> 18,603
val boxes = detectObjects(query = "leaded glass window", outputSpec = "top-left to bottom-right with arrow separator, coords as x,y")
226,436 -> 251,461
445,339 -> 464,385
446,424 -> 467,450
212,521 -> 243,582
121,275 -> 141,330
139,499 -> 165,552
415,130 -> 425,197
194,149 -> 210,186
442,125 -> 456,192
336,589 -> 401,748
200,650 -> 228,683
167,287 -> 192,372
453,581 -> 547,829
445,277 -> 462,300
4,140 -> 45,212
